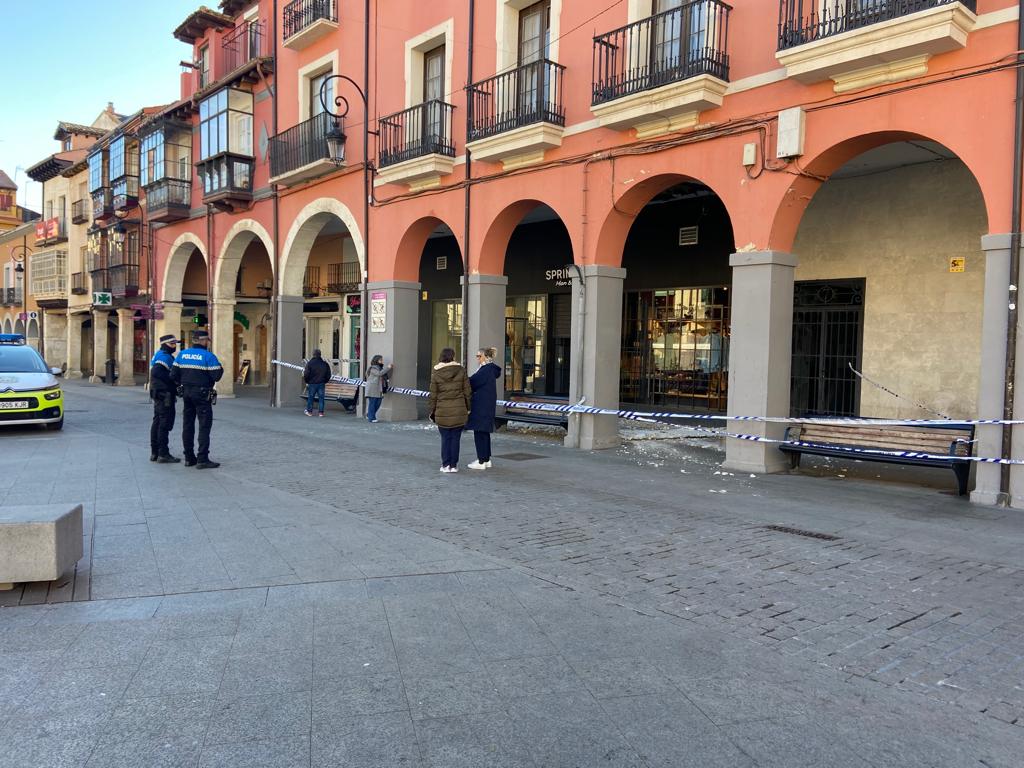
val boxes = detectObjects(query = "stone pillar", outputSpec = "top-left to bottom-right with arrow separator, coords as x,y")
565,265 -> 625,451
723,250 -> 798,474
971,234 -> 1024,506
89,310 -> 109,384
156,301 -> 183,345
43,311 -> 67,370
115,309 -> 136,386
211,300 -> 236,397
66,313 -> 84,379
274,295 -> 305,406
463,274 -> 508,403
366,280 -> 421,422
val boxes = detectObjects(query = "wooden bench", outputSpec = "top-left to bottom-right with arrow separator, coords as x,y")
300,380 -> 360,412
0,504 -> 83,590
497,394 -> 570,429
780,423 -> 975,495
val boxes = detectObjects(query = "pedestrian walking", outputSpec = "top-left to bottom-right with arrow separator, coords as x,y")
466,347 -> 501,470
364,355 -> 393,423
428,347 -> 471,473
149,334 -> 180,463
170,330 -> 224,469
303,349 -> 332,417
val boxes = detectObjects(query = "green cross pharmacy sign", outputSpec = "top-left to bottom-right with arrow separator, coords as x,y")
93,292 -> 112,306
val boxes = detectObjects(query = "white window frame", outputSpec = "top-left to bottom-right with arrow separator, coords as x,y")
405,19 -> 455,109
495,0 -> 562,71
298,51 -> 338,121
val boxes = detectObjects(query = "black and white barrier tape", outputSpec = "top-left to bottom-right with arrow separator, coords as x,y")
273,359 -> 1024,465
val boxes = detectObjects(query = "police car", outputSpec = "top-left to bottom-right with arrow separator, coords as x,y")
0,334 -> 64,431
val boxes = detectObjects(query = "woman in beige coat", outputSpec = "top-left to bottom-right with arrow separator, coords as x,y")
428,347 -> 471,473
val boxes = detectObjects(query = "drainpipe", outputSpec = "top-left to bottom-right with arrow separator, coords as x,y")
270,0 -> 280,405
206,203 -> 214,340
461,0 -> 475,366
998,0 -> 1024,505
360,0 -> 372,411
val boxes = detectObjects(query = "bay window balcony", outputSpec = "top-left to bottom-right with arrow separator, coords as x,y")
466,59 -> 566,170
88,150 -> 112,221
269,112 -> 336,187
283,0 -> 338,50
110,136 -> 140,212
591,1 -> 731,137
376,100 -> 456,190
91,188 -> 113,221
776,0 -> 977,93
141,122 -> 193,222
197,88 -> 254,208
107,229 -> 140,299
71,272 -> 87,295
29,250 -> 68,304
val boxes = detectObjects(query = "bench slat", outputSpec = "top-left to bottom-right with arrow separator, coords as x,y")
797,434 -> 967,453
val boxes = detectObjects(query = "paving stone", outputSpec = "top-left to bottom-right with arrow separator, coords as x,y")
205,690 -> 311,745
198,735 -> 310,768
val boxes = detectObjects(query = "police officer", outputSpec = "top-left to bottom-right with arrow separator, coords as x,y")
170,330 -> 224,469
149,334 -> 180,463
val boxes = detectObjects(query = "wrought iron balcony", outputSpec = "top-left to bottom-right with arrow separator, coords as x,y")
303,265 -> 321,298
71,272 -> 88,295
90,268 -> 110,293
109,265 -> 140,298
1,287 -> 19,306
270,112 -> 336,185
778,0 -> 976,50
284,0 -> 337,45
144,175 -> 192,223
326,261 -> 360,294
112,177 -> 139,213
379,100 -> 456,168
92,188 -> 113,221
71,199 -> 89,224
222,20 -> 266,74
468,59 -> 566,142
197,153 -> 254,206
593,0 -> 731,106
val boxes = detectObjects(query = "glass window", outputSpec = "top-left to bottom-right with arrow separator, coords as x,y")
140,131 -> 163,186
198,45 -> 210,89
109,136 -> 125,181
87,151 -> 105,192
199,88 -> 253,160
310,70 -> 333,118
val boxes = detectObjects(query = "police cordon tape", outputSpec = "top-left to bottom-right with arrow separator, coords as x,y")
272,360 -> 1024,466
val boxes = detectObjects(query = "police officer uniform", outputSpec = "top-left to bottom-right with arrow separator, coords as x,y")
149,334 -> 180,463
170,330 -> 224,469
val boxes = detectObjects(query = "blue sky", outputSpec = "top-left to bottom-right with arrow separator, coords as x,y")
1,1 -> 197,213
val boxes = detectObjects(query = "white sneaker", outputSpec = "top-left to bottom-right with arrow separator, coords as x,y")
449,466 -> 459,473
440,466 -> 449,473
467,461 -> 487,470
483,460 -> 493,468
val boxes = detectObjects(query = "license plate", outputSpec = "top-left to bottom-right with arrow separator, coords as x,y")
0,401 -> 29,410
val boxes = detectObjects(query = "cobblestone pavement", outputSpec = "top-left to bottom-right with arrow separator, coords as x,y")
0,380 -> 1022,766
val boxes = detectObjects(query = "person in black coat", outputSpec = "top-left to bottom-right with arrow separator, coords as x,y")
303,349 -> 333,417
466,347 -> 502,470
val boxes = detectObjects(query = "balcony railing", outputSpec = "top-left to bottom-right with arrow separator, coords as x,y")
593,0 -> 731,105
270,112 -> 334,178
778,0 -> 975,50
71,272 -> 88,295
284,0 -> 337,40
379,100 -> 456,168
1,287 -> 22,306
90,268 -> 110,293
71,199 -> 89,224
468,59 -> 566,142
109,265 -> 140,298
198,153 -> 254,203
92,188 -> 113,221
326,261 -> 361,293
222,20 -> 266,74
303,265 -> 321,297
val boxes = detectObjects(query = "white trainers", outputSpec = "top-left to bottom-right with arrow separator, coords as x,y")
440,466 -> 449,473
467,460 -> 487,470
484,460 -> 493,468
449,466 -> 459,473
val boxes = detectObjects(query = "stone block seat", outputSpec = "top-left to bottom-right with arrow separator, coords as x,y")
0,504 -> 83,590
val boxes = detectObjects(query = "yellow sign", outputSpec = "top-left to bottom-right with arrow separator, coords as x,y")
949,257 -> 965,273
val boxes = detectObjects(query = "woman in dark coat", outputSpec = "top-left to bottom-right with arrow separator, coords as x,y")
466,347 -> 502,470
428,347 -> 471,473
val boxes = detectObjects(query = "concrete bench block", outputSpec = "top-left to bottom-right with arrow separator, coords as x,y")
0,505 -> 84,589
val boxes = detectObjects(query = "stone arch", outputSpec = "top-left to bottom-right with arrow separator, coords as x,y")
477,199 -> 578,276
280,198 -> 364,297
2,318 -> 11,333
395,215 -> 463,282
14,319 -> 25,335
594,172 -> 737,268
162,233 -> 207,303
768,130 -> 992,253
213,219 -> 275,301
27,318 -> 39,339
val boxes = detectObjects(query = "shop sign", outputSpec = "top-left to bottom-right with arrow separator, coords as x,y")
34,217 -> 60,240
545,267 -> 574,287
93,292 -> 112,306
346,294 -> 361,314
370,291 -> 386,333
949,257 -> 965,273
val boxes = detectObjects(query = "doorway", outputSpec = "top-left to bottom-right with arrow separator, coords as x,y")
790,279 -> 865,417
